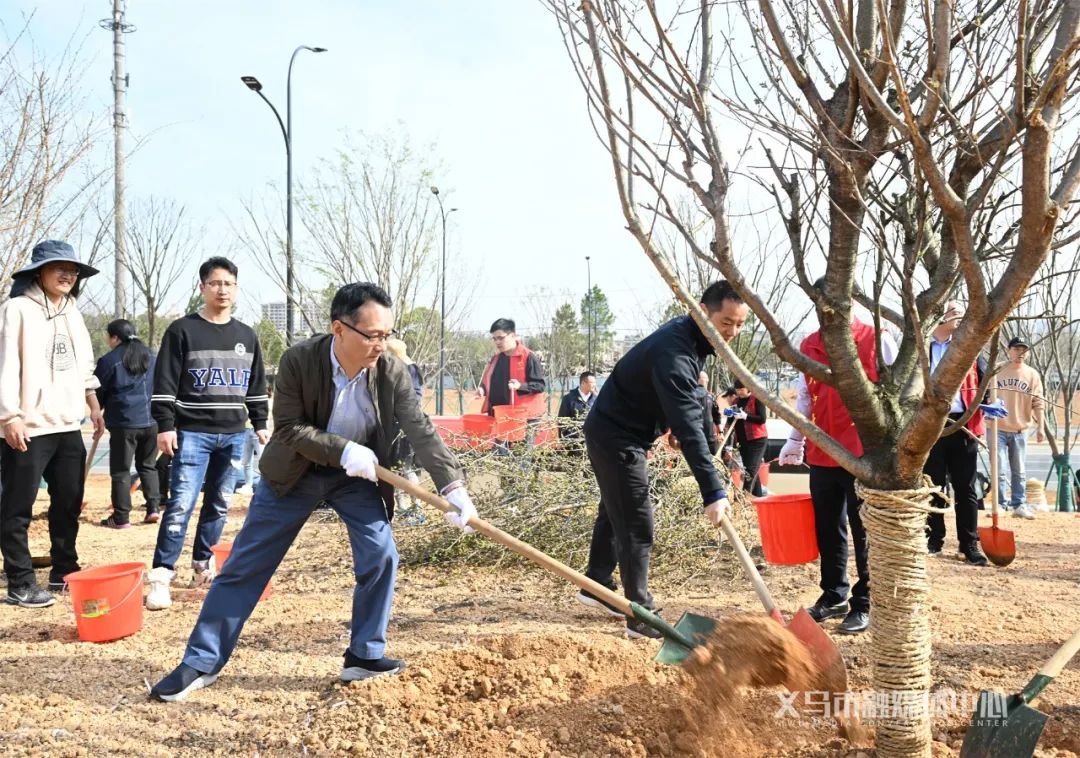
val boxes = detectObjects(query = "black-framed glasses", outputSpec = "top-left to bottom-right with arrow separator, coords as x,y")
338,319 -> 397,343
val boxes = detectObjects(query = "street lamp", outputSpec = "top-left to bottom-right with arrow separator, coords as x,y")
586,255 -> 592,371
241,44 -> 327,345
431,186 -> 458,416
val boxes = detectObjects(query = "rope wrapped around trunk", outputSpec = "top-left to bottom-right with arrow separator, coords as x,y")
855,476 -> 950,758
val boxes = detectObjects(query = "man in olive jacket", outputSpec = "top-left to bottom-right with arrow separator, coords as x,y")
151,282 -> 477,702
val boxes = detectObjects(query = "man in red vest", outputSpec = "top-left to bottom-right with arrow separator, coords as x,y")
924,302 -> 991,566
778,281 -> 896,635
478,319 -> 547,444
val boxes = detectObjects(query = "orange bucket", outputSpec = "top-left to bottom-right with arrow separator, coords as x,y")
210,542 -> 272,601
462,414 -> 495,449
493,405 -> 529,442
758,462 -> 770,488
64,562 -> 145,643
752,493 -> 819,565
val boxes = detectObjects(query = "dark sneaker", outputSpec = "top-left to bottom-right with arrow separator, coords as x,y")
806,601 -> 848,623
100,515 -> 132,529
837,610 -> 870,634
928,542 -> 943,557
5,584 -> 56,608
960,544 -> 989,567
575,589 -> 623,618
46,581 -> 66,593
626,619 -> 664,640
150,663 -> 218,702
341,651 -> 406,682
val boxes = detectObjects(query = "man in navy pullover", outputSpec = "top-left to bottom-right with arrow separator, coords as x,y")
576,281 -> 748,638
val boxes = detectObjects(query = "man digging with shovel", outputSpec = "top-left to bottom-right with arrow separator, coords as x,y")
150,283 -> 477,701
575,280 -> 747,639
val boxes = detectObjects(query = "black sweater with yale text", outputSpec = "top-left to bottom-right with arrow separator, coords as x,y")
151,313 -> 269,434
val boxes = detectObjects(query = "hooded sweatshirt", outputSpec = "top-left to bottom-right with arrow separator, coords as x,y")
0,282 -> 100,437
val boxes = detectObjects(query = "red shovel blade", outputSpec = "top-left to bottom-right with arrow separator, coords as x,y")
978,523 -> 1016,567
787,607 -> 849,692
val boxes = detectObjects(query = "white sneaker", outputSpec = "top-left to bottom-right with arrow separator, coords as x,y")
1013,504 -> 1036,520
190,560 -> 217,588
145,567 -> 175,610
236,484 -> 255,496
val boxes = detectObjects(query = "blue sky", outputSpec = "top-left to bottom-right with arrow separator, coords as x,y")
5,1 -> 673,333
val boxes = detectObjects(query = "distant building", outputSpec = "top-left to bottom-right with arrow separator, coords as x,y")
261,301 -> 324,338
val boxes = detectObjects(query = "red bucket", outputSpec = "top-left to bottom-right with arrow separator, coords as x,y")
493,405 -> 529,442
462,414 -> 495,449
64,562 -> 145,643
210,542 -> 272,601
752,493 -> 818,565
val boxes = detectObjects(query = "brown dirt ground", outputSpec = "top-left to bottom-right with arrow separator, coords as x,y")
2,475 -> 1080,757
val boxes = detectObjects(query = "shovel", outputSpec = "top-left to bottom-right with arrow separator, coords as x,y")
959,624 -> 1080,757
978,388 -> 1015,567
79,436 -> 100,513
378,465 -> 706,658
655,512 -> 849,692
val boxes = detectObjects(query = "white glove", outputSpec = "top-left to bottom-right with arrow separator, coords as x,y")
779,438 -> 804,466
733,409 -> 748,421
340,442 -> 378,482
703,498 -> 731,526
444,488 -> 477,533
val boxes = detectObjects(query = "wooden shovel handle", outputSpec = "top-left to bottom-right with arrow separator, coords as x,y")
1039,624 -> 1080,680
84,437 -> 100,487
719,514 -> 781,619
375,465 -> 634,618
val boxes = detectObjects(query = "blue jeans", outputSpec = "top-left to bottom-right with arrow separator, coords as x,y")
997,430 -> 1027,507
153,430 -> 245,570
182,470 -> 396,674
237,429 -> 263,489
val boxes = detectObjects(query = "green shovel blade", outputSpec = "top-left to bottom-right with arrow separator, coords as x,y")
655,612 -> 717,665
959,692 -> 1048,758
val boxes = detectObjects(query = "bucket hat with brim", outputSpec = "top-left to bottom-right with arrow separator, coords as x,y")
12,240 -> 99,279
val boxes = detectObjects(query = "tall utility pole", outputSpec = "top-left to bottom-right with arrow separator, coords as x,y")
585,256 -> 592,371
100,0 -> 134,318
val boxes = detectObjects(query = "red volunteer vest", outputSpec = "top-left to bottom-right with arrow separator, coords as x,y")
480,343 -> 546,418
740,397 -> 768,441
957,363 -> 985,437
801,320 -> 879,468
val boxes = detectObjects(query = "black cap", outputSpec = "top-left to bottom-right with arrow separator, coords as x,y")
1008,336 -> 1030,350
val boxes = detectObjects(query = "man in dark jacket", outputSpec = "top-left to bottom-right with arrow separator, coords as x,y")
576,281 -> 748,639
557,371 -> 597,443
150,282 -> 477,702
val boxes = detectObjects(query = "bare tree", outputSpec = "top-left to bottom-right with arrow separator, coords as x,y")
545,0 -> 1080,753
123,197 -> 199,344
0,24 -> 103,295
298,132 -> 474,373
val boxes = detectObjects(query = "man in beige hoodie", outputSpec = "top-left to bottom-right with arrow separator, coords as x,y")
995,336 -> 1045,520
0,241 -> 105,608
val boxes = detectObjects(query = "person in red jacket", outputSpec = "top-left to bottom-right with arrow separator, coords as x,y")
924,302 -> 991,566
779,283 -> 896,635
731,379 -> 768,496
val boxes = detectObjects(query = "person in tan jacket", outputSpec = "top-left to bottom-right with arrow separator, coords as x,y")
0,241 -> 105,609
995,336 -> 1045,519
151,282 -> 478,702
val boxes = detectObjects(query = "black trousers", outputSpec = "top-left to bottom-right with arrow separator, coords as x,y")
157,453 -> 172,503
925,424 -> 981,549
809,464 -> 870,612
739,438 -> 768,497
0,431 -> 85,588
583,435 -> 655,609
108,425 -> 161,523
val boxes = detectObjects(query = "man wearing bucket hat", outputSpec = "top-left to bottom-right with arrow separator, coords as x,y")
0,240 -> 105,608
778,280 -> 898,635
150,282 -> 477,702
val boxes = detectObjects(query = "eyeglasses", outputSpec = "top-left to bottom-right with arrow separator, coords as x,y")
204,280 -> 237,290
339,319 -> 396,343
49,266 -> 80,277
